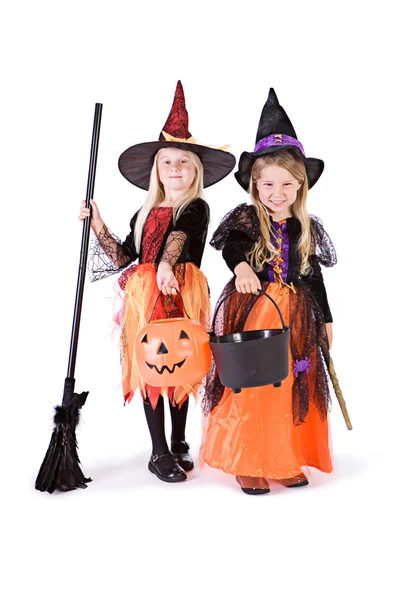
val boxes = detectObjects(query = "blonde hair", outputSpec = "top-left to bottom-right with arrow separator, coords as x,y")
248,150 -> 312,275
134,149 -> 205,252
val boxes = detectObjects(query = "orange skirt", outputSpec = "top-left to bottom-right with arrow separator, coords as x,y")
120,262 -> 210,409
201,283 -> 333,479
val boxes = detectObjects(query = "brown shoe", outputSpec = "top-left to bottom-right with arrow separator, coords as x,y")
235,475 -> 270,495
276,472 -> 309,488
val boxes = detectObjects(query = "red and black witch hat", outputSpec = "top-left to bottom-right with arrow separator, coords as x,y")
118,81 -> 236,190
235,88 -> 324,192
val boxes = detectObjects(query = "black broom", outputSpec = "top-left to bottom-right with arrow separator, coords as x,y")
35,103 -> 103,493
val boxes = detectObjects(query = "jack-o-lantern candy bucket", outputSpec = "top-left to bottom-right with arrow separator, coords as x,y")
134,292 -> 211,388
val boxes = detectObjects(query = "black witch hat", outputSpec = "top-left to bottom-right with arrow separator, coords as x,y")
118,81 -> 236,190
235,88 -> 324,191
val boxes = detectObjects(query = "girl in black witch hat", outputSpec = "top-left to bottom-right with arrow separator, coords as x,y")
79,81 -> 235,483
201,88 -> 337,494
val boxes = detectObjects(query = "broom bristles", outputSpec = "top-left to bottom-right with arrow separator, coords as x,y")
35,391 -> 91,493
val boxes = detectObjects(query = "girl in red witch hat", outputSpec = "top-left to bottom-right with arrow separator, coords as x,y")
201,88 -> 337,495
79,81 -> 235,483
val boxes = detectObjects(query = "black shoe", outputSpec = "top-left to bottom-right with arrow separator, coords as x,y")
276,472 -> 309,488
171,440 -> 194,472
235,475 -> 270,495
240,487 -> 270,495
148,453 -> 187,483
286,480 -> 309,488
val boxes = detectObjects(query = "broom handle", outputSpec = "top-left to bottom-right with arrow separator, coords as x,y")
63,104 -> 103,405
327,357 -> 353,430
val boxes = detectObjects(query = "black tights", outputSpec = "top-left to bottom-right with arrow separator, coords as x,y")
143,396 -> 189,455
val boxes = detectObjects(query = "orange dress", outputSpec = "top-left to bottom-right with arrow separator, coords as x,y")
89,202 -> 211,410
119,206 -> 210,409
201,206 -> 335,480
201,283 -> 332,479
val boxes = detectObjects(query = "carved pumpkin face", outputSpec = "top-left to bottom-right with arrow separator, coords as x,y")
134,317 -> 211,387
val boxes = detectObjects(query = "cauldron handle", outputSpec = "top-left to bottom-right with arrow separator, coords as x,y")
211,289 -> 287,334
149,289 -> 192,322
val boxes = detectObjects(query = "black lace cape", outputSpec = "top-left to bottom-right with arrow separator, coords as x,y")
210,203 -> 337,322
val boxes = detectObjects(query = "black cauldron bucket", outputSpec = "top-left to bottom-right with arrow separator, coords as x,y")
209,290 -> 289,393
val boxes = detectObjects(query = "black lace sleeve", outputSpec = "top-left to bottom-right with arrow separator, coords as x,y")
302,216 -> 337,322
159,198 -> 209,267
88,212 -> 139,282
302,256 -> 333,323
210,203 -> 260,251
159,231 -> 188,268
310,215 -> 337,267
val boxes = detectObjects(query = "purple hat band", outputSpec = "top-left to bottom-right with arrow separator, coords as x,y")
254,134 -> 305,157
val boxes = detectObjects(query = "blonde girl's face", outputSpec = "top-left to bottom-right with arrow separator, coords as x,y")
157,147 -> 196,192
256,164 -> 302,218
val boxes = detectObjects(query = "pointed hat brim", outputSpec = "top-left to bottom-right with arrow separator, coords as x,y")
235,146 -> 324,191
119,141 -> 236,190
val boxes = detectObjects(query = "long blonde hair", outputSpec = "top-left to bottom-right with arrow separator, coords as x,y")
248,150 -> 312,275
134,149 -> 205,252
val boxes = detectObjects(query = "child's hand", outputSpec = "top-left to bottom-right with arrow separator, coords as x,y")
78,199 -> 103,224
79,199 -> 105,235
157,261 -> 179,295
326,323 -> 333,349
234,262 -> 262,294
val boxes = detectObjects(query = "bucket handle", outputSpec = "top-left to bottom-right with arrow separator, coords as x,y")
148,288 -> 192,322
211,289 -> 287,335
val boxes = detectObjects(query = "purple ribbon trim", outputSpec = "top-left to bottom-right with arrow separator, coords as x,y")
268,220 -> 290,283
254,134 -> 305,157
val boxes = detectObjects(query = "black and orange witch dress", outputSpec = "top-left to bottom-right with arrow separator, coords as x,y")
201,203 -> 337,480
89,198 -> 211,409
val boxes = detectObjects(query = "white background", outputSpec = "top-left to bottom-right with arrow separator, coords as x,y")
1,1 -> 398,598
